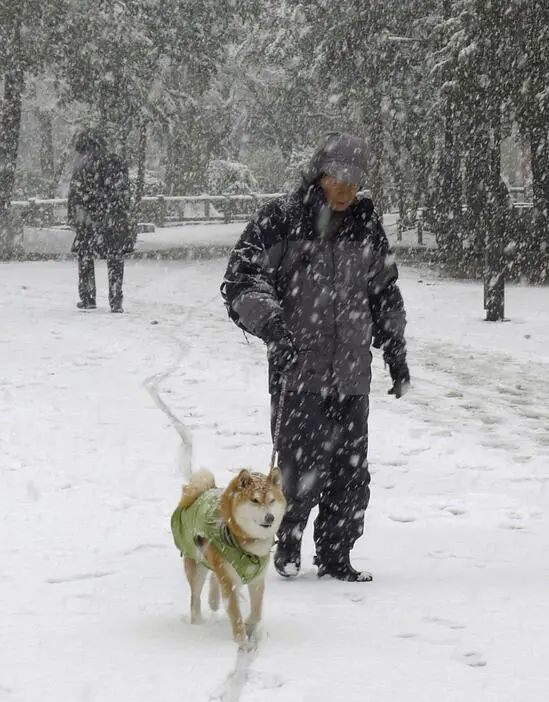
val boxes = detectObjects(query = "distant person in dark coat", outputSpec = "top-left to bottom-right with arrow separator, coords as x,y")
222,132 -> 410,582
68,129 -> 133,312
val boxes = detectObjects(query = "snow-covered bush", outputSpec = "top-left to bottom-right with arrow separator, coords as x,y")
206,160 -> 259,195
284,145 -> 315,189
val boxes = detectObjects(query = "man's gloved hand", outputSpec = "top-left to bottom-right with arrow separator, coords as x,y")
261,314 -> 298,373
268,336 -> 298,372
388,361 -> 410,399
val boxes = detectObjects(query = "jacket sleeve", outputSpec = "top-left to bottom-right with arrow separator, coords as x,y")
368,216 -> 407,367
67,180 -> 76,227
67,169 -> 83,228
221,202 -> 286,339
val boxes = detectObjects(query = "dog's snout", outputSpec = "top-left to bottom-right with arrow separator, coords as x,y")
264,512 -> 275,525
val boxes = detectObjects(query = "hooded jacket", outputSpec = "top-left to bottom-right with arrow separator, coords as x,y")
221,182 -> 407,395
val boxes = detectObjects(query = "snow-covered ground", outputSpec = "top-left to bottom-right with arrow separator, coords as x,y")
21,212 -> 434,257
1,251 -> 548,702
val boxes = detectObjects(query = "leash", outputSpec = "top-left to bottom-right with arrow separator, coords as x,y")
270,375 -> 288,471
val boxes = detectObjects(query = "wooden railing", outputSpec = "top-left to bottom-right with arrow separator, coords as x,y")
10,193 -> 287,229
10,194 -> 535,251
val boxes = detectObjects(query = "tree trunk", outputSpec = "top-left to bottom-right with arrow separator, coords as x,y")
131,119 -> 147,229
0,19 -> 25,255
37,110 -> 55,197
369,85 -> 385,216
484,107 -> 505,320
433,0 -> 463,263
530,126 -> 549,218
529,124 -> 549,280
434,93 -> 463,263
0,64 -> 25,214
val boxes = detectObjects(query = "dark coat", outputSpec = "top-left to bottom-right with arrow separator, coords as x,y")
102,154 -> 134,256
222,183 -> 407,395
68,149 -> 105,256
68,150 -> 134,258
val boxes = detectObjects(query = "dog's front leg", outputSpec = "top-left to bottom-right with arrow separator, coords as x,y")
206,545 -> 249,650
246,575 -> 265,640
184,556 -> 207,624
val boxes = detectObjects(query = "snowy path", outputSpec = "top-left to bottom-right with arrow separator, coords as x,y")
1,258 -> 548,701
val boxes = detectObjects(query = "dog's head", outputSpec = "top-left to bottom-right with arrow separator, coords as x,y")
221,467 -> 286,541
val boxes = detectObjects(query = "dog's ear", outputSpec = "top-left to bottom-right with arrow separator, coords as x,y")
269,466 -> 283,488
237,469 -> 252,489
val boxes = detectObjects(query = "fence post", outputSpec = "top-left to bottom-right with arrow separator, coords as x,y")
397,215 -> 403,242
224,197 -> 232,224
204,198 -> 211,220
417,208 -> 424,245
155,196 -> 166,227
251,193 -> 259,216
28,199 -> 38,227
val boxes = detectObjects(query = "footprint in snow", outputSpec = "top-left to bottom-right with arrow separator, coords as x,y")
439,505 -> 467,516
461,650 -> 487,668
432,429 -> 453,437
423,615 -> 466,630
46,571 -> 114,584
499,520 -> 524,531
403,446 -> 428,456
378,459 -> 407,468
247,671 -> 285,690
344,593 -> 364,604
479,414 -> 502,425
512,455 -> 533,464
389,514 -> 417,523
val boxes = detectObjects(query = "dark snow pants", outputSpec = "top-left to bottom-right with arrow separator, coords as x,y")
271,390 -> 371,559
78,254 -> 124,309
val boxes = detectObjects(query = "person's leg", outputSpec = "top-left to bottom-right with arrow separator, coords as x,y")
272,391 -> 335,576
77,254 -> 96,308
107,255 -> 124,312
314,394 -> 372,581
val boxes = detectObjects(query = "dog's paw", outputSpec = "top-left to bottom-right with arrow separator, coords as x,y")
245,619 -> 259,638
237,638 -> 257,653
190,613 -> 204,625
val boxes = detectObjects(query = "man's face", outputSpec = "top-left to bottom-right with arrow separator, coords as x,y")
320,175 -> 359,211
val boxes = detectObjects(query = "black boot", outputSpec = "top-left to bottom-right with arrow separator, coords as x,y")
76,299 -> 96,310
314,552 -> 373,582
274,532 -> 302,578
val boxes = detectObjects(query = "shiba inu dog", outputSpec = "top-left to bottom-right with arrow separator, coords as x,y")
171,467 -> 286,650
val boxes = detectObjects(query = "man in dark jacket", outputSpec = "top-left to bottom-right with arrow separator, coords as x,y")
68,129 -> 133,313
221,133 -> 410,582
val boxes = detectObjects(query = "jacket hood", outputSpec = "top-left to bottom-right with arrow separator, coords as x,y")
303,132 -> 368,187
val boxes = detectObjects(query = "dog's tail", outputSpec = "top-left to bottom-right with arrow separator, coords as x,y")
179,469 -> 216,509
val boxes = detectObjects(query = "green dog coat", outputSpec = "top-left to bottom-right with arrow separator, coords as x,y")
170,488 -> 270,584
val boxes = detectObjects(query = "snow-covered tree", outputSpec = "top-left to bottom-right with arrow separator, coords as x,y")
207,159 -> 258,195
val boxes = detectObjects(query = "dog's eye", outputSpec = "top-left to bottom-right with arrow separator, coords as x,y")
251,498 -> 261,505
269,499 -> 276,506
